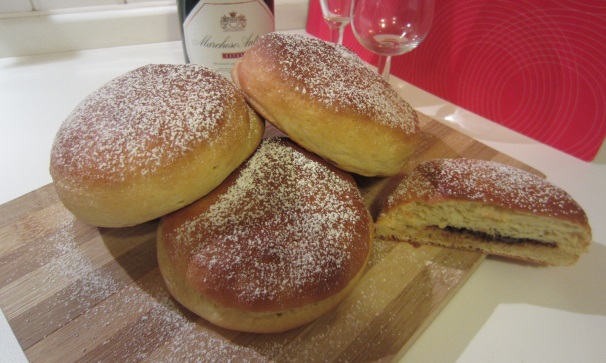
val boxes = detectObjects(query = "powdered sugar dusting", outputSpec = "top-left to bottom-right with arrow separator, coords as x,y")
259,33 -> 418,134
171,138 -> 370,309
387,158 -> 587,221
43,233 -> 119,303
51,64 -> 236,182
86,283 -> 263,362
14,215 -> 260,361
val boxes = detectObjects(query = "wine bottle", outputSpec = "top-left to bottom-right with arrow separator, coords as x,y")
177,0 -> 275,78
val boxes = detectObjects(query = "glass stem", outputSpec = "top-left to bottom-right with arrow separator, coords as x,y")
330,26 -> 345,45
377,55 -> 392,81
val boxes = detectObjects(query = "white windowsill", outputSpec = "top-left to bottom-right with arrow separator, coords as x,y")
0,0 -> 310,58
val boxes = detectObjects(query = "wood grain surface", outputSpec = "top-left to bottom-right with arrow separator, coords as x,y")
0,113 -> 542,362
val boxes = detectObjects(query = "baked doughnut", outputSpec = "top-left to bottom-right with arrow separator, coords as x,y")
375,158 -> 592,265
157,138 -> 373,333
50,64 -> 264,227
232,32 -> 420,177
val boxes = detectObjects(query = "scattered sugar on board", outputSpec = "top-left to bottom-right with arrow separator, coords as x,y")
174,138 -> 367,307
23,218 -> 121,336
22,216 -> 260,361
89,284 -> 263,362
387,158 -> 586,219
51,64 -> 235,182
44,238 -> 116,300
260,33 -> 418,134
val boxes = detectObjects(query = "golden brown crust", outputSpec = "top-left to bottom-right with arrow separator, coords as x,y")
232,33 -> 419,177
375,158 -> 592,265
50,64 -> 264,227
158,138 -> 373,332
383,158 -> 590,223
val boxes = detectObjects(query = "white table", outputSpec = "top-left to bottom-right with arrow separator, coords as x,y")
1,25 -> 605,363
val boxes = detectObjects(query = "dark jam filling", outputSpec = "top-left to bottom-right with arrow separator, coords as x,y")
442,226 -> 557,248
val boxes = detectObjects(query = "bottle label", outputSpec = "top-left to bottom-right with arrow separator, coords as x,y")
183,1 -> 274,78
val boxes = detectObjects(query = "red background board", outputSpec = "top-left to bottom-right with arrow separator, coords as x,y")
306,0 -> 606,161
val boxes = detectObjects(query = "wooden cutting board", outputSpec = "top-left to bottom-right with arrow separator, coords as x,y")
0,113 -> 542,362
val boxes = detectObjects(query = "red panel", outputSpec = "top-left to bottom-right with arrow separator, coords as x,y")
306,0 -> 606,161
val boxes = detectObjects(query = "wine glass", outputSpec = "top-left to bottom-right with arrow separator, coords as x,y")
319,0 -> 353,45
351,0 -> 434,81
